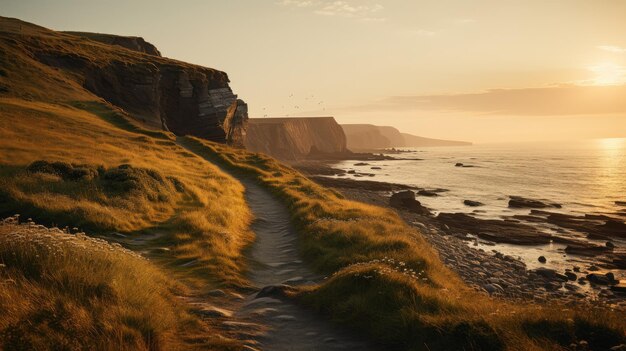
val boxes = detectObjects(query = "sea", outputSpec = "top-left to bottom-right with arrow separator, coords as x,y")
329,138 -> 626,280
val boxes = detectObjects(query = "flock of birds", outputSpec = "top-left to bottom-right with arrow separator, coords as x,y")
260,93 -> 327,118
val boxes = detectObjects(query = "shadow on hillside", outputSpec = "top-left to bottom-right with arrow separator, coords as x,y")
70,101 -> 173,140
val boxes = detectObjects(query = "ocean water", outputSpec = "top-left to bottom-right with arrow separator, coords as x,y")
330,138 -> 626,280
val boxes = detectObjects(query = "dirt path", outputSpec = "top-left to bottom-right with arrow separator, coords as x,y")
232,178 -> 376,351
176,141 -> 376,351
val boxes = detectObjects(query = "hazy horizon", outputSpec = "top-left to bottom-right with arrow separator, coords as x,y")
3,0 -> 626,142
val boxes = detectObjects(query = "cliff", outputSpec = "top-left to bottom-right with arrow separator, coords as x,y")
342,124 -> 471,150
0,16 -> 247,144
244,117 -> 348,160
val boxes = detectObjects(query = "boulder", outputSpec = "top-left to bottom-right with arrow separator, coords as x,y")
390,191 -> 431,216
586,273 -> 617,285
538,256 -> 547,263
417,190 -> 438,197
564,272 -> 577,281
508,196 -> 561,209
463,200 -> 484,207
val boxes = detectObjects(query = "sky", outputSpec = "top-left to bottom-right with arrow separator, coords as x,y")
2,0 -> 626,142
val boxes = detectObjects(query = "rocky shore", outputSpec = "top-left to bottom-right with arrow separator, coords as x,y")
295,166 -> 626,311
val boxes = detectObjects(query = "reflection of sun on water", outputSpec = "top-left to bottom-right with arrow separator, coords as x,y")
597,137 -> 626,152
594,138 -> 625,201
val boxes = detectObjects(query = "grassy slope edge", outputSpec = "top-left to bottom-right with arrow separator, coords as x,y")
181,136 -> 626,351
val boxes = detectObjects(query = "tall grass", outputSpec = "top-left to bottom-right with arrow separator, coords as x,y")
0,98 -> 253,288
0,99 -> 253,349
0,216 -> 182,350
183,136 -> 626,351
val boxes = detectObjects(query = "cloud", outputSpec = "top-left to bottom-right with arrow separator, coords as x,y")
338,84 -> 626,116
278,0 -> 316,7
410,29 -> 435,37
451,18 -> 476,25
597,45 -> 626,53
279,0 -> 385,21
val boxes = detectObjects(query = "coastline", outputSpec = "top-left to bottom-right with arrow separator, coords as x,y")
294,162 -> 626,311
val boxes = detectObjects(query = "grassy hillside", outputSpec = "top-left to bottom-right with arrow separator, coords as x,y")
182,137 -> 626,351
0,98 -> 255,349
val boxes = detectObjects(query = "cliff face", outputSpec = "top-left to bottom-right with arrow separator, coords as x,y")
244,117 -> 348,160
342,124 -> 471,150
0,16 -> 247,145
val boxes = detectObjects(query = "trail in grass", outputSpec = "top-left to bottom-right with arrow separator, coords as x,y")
178,140 -> 375,351
234,177 -> 377,351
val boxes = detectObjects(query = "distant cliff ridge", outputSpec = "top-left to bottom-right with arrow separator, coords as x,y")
342,124 -> 471,150
0,16 -> 247,145
244,117 -> 348,160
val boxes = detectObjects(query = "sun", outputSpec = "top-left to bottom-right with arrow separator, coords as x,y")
589,62 -> 626,85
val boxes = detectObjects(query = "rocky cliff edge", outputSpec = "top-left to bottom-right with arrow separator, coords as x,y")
0,16 -> 247,144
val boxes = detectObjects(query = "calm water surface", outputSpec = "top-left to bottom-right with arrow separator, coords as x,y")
330,139 -> 626,280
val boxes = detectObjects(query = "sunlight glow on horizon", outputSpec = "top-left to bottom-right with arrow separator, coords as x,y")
2,0 -> 626,142
589,63 -> 626,86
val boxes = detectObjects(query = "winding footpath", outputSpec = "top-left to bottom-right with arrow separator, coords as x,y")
234,178 -> 375,351
177,141 -> 376,351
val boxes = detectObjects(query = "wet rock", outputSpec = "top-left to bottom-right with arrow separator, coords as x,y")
463,200 -> 483,207
610,282 -> 626,294
586,273 -> 616,285
508,196 -> 561,209
538,256 -> 547,263
390,190 -> 431,216
436,212 -> 553,245
565,272 -> 577,281
417,190 -> 438,197
564,243 -> 611,256
532,268 -> 558,279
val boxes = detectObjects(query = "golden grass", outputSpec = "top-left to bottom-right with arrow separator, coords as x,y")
0,98 -> 253,288
183,137 -> 626,351
0,98 -> 253,349
0,216 -> 183,350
